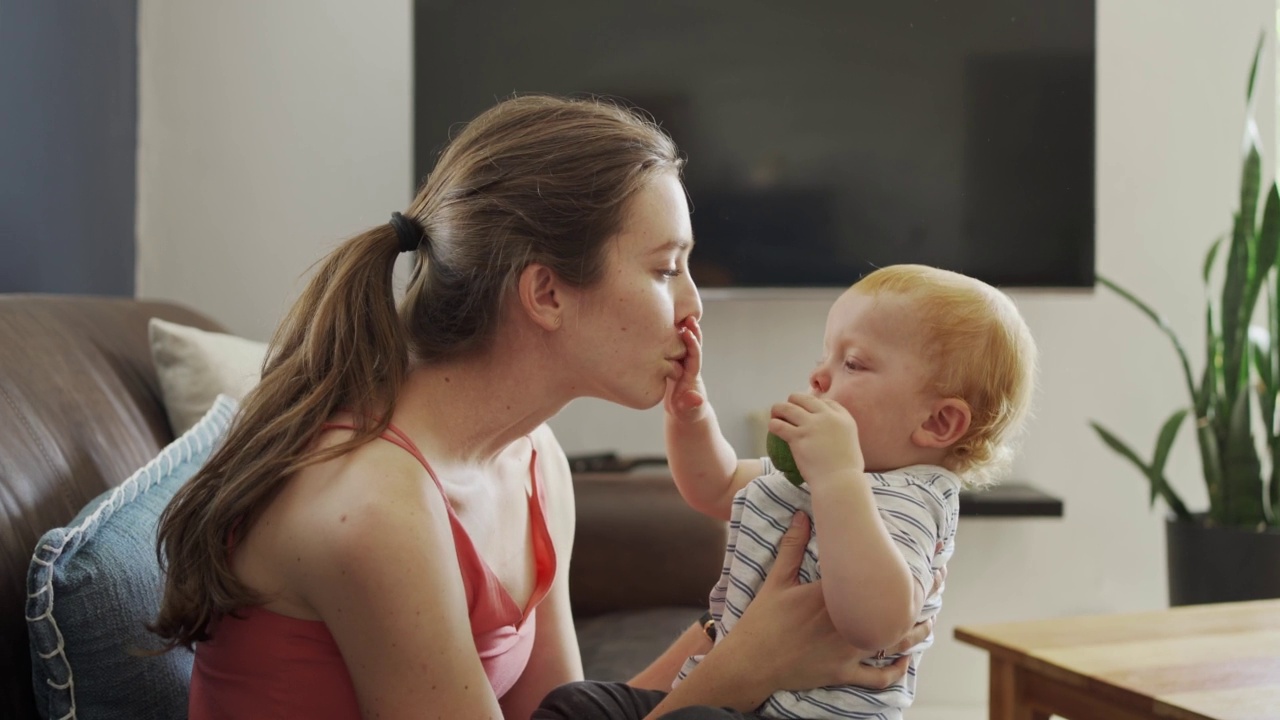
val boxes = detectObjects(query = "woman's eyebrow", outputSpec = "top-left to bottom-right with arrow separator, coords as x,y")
649,238 -> 694,255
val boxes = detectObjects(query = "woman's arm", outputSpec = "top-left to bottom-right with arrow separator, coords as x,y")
628,622 -> 712,691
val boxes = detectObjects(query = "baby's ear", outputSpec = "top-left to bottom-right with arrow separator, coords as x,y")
913,398 -> 971,449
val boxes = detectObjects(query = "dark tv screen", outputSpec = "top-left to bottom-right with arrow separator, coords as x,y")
414,1 -> 1095,289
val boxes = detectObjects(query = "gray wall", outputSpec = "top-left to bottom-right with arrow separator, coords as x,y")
0,0 -> 138,295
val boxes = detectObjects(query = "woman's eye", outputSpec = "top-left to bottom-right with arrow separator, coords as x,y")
660,267 -> 683,278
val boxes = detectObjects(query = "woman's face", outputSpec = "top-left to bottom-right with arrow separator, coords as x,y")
563,171 -> 702,409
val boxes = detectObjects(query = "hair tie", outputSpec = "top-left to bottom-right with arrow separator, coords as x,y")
389,212 -> 424,253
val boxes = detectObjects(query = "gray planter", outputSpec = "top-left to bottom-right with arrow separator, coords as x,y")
1166,515 -> 1280,606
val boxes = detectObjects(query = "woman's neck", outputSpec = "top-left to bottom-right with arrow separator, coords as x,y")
389,347 -> 567,468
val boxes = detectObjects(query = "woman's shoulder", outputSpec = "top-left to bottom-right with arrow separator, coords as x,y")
299,427 -> 450,510
232,431 -> 456,619
271,436 -> 454,558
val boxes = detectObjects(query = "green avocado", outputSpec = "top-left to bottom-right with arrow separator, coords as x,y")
765,431 -> 805,487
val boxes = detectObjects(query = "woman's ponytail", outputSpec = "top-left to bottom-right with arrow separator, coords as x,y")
152,221 -> 410,649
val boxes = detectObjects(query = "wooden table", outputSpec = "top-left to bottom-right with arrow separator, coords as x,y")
954,599 -> 1280,720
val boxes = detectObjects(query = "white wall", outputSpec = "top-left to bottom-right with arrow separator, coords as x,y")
136,0 -> 413,341
137,0 -> 1277,711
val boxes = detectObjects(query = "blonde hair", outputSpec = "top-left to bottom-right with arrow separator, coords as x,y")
151,95 -> 683,650
854,264 -> 1037,487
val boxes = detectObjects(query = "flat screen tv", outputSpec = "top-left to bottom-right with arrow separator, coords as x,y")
413,1 -> 1095,289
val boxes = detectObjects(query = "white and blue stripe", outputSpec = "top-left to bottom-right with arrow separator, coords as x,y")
675,461 -> 960,720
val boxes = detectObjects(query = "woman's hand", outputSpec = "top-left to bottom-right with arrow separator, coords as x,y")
712,512 -> 939,691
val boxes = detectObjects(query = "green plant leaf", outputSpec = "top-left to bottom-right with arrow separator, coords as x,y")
1223,150 -> 1261,401
1151,409 -> 1188,475
1251,328 -> 1274,432
1247,31 -> 1265,103
1090,420 -> 1193,521
1256,185 -> 1280,273
1196,404 -> 1225,519
1200,301 -> 1221,419
1098,275 -> 1199,408
1203,235 -> 1225,285
1150,408 -> 1189,508
1222,388 -> 1266,525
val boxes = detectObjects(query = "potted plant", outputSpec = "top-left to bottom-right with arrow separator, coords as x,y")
1090,37 -> 1280,606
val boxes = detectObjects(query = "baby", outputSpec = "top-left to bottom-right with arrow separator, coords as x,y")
664,264 -> 1037,719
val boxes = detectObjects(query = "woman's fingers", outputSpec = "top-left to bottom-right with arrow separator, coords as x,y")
720,511 -> 919,694
887,617 -> 933,655
840,655 -> 911,690
761,512 -> 810,591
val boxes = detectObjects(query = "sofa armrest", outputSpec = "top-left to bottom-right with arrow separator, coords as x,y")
569,472 -> 726,618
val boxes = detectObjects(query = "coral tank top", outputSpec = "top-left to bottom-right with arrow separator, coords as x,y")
188,422 -> 557,719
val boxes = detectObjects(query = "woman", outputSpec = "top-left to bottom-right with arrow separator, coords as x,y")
152,95 -> 930,720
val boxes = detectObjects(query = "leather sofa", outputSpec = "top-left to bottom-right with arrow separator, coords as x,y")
0,294 -> 724,719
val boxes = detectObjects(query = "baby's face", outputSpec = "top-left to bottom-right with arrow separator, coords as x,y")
809,290 -> 938,472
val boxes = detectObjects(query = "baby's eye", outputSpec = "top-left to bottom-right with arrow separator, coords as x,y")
843,358 -> 864,371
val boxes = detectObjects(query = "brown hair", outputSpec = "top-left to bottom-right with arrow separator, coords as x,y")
853,264 -> 1038,487
151,95 -> 683,649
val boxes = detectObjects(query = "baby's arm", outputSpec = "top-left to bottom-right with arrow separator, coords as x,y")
810,476 -> 924,651
771,394 -> 920,651
664,318 -> 761,520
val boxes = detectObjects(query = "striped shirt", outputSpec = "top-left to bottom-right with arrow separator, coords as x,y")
674,460 -> 961,720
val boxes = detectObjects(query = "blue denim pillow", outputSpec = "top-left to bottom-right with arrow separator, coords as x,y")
26,395 -> 237,720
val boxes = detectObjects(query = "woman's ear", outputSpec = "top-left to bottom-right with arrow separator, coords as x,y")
913,398 -> 972,449
517,263 -> 564,331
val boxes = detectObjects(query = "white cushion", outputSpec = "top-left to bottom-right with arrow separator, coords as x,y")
149,317 -> 267,435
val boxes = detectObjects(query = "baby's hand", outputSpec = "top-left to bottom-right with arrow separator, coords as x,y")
664,317 -> 707,421
767,393 -> 864,483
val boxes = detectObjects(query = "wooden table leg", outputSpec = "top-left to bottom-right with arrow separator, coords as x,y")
989,657 -> 1051,720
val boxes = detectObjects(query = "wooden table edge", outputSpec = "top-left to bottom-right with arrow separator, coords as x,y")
954,626 -> 1227,720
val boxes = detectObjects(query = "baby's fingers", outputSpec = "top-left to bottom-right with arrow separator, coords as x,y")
679,320 -> 703,379
683,316 -> 703,345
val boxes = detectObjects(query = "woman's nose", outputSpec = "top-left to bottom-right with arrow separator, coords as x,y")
678,276 -> 703,325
